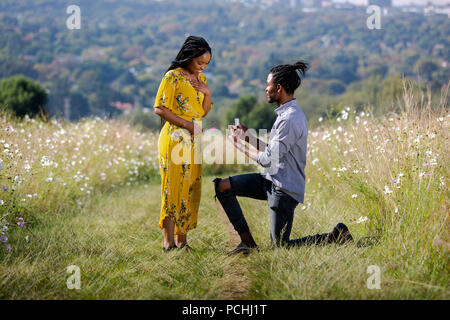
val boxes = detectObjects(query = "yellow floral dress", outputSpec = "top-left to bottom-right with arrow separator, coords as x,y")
154,67 -> 212,235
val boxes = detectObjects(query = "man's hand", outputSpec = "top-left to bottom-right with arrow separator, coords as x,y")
227,125 -> 259,162
228,125 -> 245,143
228,123 -> 250,142
236,123 -> 248,133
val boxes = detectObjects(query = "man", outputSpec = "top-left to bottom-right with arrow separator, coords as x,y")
213,61 -> 353,255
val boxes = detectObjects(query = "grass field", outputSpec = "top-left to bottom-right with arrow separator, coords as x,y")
0,85 -> 448,299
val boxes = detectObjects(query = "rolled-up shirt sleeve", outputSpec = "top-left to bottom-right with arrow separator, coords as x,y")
257,118 -> 294,168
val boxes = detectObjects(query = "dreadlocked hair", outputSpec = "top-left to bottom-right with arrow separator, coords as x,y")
167,35 -> 212,72
269,60 -> 309,94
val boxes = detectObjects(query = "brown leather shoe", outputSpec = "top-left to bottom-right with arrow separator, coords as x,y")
226,242 -> 259,256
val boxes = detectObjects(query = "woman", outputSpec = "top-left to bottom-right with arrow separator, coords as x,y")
153,36 -> 213,251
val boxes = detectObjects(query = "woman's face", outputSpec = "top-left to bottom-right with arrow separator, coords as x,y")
186,51 -> 211,74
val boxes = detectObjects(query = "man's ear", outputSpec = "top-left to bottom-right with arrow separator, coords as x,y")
277,83 -> 283,94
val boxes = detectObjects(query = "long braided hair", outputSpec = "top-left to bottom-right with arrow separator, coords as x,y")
269,60 -> 309,94
167,36 -> 212,72
159,36 -> 212,129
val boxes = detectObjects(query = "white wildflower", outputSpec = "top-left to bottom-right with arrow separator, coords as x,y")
40,156 -> 52,167
384,185 -> 393,194
356,216 -> 368,224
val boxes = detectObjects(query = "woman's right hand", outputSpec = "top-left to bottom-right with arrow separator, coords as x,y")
186,121 -> 202,136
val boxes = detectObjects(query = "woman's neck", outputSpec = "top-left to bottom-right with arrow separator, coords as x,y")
180,67 -> 195,77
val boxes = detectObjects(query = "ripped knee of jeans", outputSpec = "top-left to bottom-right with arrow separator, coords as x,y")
212,177 -> 232,201
213,178 -> 222,201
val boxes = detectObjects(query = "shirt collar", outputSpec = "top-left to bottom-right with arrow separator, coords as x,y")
275,99 -> 297,115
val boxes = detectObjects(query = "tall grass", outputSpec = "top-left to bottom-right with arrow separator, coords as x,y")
0,113 -> 160,255
239,82 -> 449,298
0,83 -> 448,299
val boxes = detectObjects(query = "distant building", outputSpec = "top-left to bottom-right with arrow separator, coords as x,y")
424,2 -> 450,18
321,1 -> 333,8
368,0 -> 391,7
279,0 -> 299,7
301,0 -> 322,7
333,1 -> 357,10
110,101 -> 134,111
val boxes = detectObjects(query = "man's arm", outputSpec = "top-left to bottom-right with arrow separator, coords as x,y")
228,134 -> 260,162
236,124 -> 267,152
256,118 -> 296,168
244,134 -> 267,152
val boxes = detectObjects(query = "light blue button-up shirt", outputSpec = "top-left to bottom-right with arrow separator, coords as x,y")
257,99 -> 308,203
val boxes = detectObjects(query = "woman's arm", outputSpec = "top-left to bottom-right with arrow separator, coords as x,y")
154,106 -> 198,135
201,91 -> 212,117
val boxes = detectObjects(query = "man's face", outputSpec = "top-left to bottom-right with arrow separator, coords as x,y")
265,73 -> 280,104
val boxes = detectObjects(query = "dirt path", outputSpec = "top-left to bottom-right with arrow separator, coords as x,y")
214,200 -> 252,299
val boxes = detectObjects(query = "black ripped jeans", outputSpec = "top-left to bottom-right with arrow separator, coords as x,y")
213,173 -> 329,247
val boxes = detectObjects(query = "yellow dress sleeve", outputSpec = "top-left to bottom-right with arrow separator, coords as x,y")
154,71 -> 177,112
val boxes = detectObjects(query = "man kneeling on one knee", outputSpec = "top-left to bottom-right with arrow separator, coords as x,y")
214,61 -> 353,255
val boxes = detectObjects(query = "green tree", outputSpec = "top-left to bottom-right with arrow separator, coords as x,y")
414,58 -> 439,81
0,75 -> 48,118
246,101 -> 276,130
225,95 -> 276,130
210,75 -> 230,97
327,80 -> 346,95
225,94 -> 257,127
69,92 -> 90,121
